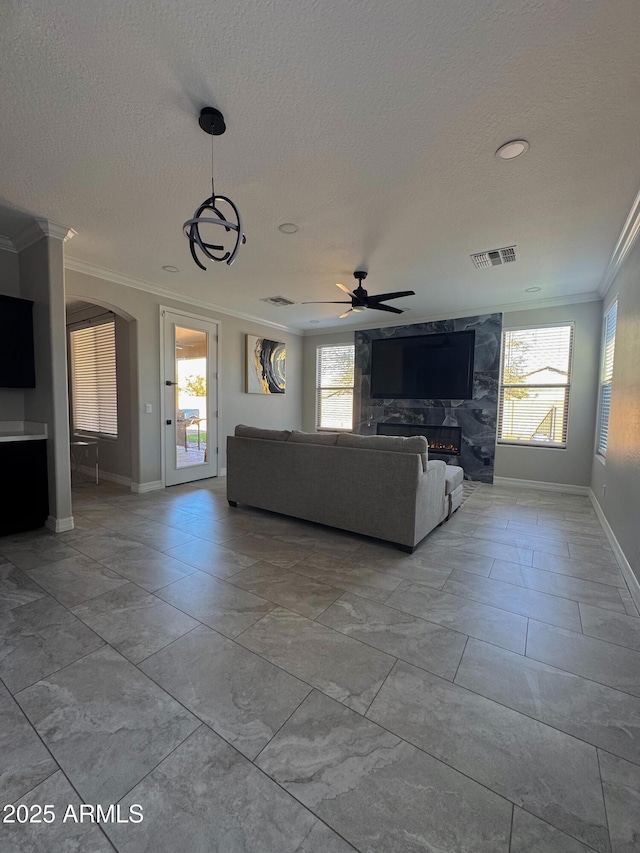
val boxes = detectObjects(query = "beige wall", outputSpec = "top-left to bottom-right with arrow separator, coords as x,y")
302,300 -> 602,487
65,269 -> 303,486
591,238 -> 640,586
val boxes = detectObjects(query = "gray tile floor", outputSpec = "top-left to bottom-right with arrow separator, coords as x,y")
1,479 -> 639,852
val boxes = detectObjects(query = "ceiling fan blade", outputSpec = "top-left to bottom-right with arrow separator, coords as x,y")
366,290 -> 416,303
336,282 -> 357,298
339,309 -> 353,319
301,301 -> 351,304
369,303 -> 404,314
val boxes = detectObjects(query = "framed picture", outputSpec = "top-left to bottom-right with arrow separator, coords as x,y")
245,335 -> 286,394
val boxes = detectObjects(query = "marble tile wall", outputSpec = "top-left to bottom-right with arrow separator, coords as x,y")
354,312 -> 502,482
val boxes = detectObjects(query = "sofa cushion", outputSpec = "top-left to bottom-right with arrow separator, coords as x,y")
288,430 -> 339,446
235,424 -> 291,441
336,432 -> 428,471
444,464 -> 464,495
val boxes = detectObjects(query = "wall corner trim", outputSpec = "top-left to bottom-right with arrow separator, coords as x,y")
132,480 -> 163,494
598,185 -> 640,298
46,515 -> 75,533
589,489 -> 640,612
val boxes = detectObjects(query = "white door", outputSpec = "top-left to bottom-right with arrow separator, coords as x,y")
162,309 -> 219,486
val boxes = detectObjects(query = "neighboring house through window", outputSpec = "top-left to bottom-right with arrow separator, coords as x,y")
498,324 -> 574,447
596,299 -> 617,456
69,319 -> 118,438
316,344 -> 355,431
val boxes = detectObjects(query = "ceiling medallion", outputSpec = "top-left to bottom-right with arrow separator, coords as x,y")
183,107 -> 246,269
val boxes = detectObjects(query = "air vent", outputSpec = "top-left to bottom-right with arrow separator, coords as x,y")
260,296 -> 296,306
470,246 -> 517,269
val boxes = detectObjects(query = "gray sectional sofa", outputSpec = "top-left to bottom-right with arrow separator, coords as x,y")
226,425 -> 464,552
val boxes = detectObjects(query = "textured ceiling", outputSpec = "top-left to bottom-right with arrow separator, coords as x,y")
1,0 -> 639,331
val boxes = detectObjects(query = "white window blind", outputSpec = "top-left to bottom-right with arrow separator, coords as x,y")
498,324 -> 574,448
316,344 -> 354,431
597,300 -> 617,456
70,320 -> 118,437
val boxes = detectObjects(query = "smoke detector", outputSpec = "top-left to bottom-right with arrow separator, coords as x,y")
260,295 -> 296,306
470,246 -> 517,269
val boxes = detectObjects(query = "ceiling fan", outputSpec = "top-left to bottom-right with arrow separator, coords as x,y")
303,271 -> 415,318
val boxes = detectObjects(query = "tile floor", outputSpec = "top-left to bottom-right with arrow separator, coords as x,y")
1,479 -> 639,852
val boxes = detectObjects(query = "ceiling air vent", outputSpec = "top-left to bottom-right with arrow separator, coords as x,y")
260,296 -> 296,307
470,246 -> 517,269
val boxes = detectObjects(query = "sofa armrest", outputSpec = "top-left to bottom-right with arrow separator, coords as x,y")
413,459 -> 447,543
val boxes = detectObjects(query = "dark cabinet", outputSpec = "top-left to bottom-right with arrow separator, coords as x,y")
0,439 -> 49,535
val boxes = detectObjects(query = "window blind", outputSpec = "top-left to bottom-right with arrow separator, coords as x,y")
497,324 -> 573,447
597,301 -> 617,456
70,320 -> 118,437
316,344 -> 354,431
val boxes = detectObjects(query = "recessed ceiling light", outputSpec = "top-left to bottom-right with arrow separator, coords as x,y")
278,223 -> 298,234
162,265 -> 179,273
525,286 -> 541,292
496,139 -> 530,160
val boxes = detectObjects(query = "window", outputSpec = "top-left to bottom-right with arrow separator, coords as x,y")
596,300 -> 617,456
498,324 -> 574,448
316,344 -> 355,431
69,319 -> 118,437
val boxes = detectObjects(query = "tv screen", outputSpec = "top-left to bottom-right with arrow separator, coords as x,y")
370,330 -> 475,399
0,295 -> 36,388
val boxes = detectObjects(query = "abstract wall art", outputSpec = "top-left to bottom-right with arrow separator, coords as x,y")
245,335 -> 286,394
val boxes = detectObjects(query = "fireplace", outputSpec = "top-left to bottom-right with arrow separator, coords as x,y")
376,422 -> 462,457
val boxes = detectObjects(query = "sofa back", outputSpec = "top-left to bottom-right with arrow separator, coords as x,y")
234,425 -> 428,469
227,432 -> 427,544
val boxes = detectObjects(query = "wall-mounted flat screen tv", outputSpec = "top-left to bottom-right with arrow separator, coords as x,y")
0,294 -> 36,388
370,330 -> 475,399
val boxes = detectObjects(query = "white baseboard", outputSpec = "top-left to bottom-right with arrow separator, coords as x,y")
46,515 -> 75,533
589,489 -> 640,613
492,476 -> 589,495
132,480 -> 163,494
98,470 -> 131,487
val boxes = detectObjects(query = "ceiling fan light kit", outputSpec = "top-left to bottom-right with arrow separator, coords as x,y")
183,107 -> 246,269
303,270 -> 415,319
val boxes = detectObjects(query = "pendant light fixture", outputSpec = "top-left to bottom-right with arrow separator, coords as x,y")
183,107 -> 246,269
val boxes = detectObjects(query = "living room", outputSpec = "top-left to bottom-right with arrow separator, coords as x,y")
1,2 -> 640,851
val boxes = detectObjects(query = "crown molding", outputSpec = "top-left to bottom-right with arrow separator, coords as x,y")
598,185 -> 640,299
302,291 -> 602,335
12,219 -> 76,252
0,236 -> 17,253
64,257 -> 303,336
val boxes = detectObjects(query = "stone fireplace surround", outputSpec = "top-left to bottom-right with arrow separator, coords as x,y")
354,312 -> 502,483
376,422 -> 463,457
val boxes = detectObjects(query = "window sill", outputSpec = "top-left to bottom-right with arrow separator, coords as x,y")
595,453 -> 606,466
74,433 -> 118,442
497,441 -> 566,450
